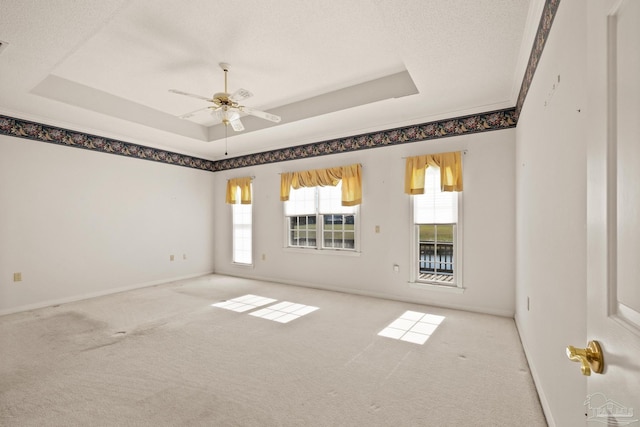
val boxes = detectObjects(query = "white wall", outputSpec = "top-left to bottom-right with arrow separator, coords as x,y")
215,128 -> 516,316
0,135 -> 216,314
515,0 -> 587,425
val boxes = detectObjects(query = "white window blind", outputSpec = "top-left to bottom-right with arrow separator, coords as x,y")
414,166 -> 457,224
284,186 -> 316,216
318,181 -> 355,214
285,182 -> 356,215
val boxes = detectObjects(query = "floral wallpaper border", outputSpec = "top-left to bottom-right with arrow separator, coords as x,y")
0,115 -> 217,172
0,108 -> 516,173
213,108 -> 517,171
515,0 -> 561,118
0,0 -> 559,172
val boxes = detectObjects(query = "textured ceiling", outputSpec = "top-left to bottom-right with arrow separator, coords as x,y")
0,0 -> 537,160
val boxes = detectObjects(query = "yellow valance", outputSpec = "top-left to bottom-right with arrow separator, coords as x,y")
225,176 -> 252,204
404,151 -> 463,194
280,163 -> 362,206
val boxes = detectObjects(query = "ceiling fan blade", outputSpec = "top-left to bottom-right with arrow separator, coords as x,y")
241,106 -> 281,123
229,88 -> 253,102
168,89 -> 212,102
178,106 -> 212,119
229,117 -> 245,132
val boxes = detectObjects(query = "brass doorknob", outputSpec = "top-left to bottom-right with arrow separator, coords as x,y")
566,340 -> 604,376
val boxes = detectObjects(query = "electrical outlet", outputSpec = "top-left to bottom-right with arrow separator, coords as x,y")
13,272 -> 22,282
393,264 -> 399,273
375,225 -> 380,233
170,255 -> 175,261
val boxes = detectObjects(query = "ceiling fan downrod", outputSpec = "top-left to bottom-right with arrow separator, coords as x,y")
220,62 -> 230,96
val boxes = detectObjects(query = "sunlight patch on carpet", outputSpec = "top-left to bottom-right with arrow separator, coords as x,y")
378,311 -> 445,345
249,301 -> 319,323
211,294 -> 277,312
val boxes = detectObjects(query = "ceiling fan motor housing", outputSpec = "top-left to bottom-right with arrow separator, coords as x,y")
213,92 -> 231,105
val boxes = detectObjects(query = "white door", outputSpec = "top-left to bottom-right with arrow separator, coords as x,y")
585,0 -> 640,425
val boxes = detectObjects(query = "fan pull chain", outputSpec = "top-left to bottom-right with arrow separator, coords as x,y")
225,124 -> 228,156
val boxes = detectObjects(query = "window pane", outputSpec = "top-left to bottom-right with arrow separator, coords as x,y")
289,215 -> 317,247
344,231 -> 355,249
322,214 -> 355,250
436,224 -> 454,243
420,224 -> 436,242
324,214 -> 341,225
418,224 -> 455,281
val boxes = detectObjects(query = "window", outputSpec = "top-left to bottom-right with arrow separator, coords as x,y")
232,186 -> 252,264
412,166 -> 461,286
285,181 -> 358,251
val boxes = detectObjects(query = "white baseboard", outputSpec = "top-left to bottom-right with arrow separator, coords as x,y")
2,267 -> 513,321
515,315 -> 554,427
214,270 -> 514,318
0,271 -> 214,317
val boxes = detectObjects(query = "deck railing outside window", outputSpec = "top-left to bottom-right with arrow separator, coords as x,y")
419,241 -> 454,275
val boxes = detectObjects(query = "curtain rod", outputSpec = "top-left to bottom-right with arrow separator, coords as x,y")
227,176 -> 255,181
277,163 -> 363,175
401,149 -> 468,159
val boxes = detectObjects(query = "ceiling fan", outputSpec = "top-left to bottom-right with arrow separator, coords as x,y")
169,62 -> 281,131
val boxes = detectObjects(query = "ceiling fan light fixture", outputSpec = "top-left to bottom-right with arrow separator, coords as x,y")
215,108 -> 240,124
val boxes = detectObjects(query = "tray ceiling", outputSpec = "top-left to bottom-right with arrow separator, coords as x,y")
0,0 -> 535,160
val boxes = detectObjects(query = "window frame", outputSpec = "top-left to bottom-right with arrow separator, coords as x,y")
231,187 -> 253,266
409,174 -> 463,291
284,184 -> 360,254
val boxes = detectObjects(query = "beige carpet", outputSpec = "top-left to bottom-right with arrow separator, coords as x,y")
0,275 -> 546,426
